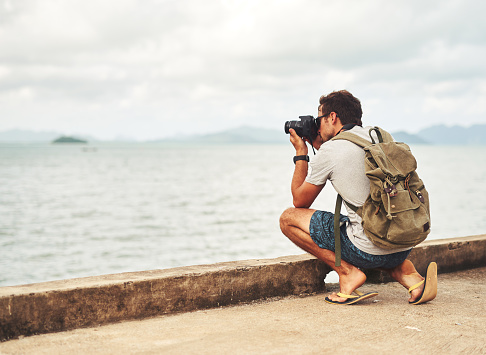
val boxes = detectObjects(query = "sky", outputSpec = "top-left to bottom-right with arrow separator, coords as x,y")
1,0 -> 485,141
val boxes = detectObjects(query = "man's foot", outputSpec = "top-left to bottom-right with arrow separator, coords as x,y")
386,259 -> 425,302
386,260 -> 437,304
402,273 -> 425,303
326,266 -> 367,303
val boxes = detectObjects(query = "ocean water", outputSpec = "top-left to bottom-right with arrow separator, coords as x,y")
1,143 -> 485,287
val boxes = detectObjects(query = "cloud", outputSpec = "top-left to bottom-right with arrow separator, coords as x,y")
0,0 -> 485,139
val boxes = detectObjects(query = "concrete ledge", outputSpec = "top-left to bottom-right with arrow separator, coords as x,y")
1,234 -> 486,341
0,255 -> 329,341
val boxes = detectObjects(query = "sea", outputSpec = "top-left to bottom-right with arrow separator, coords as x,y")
1,142 -> 485,287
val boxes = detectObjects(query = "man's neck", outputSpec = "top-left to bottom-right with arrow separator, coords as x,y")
333,124 -> 344,137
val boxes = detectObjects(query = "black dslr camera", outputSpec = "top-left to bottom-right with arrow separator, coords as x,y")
284,115 -> 318,143
284,115 -> 319,154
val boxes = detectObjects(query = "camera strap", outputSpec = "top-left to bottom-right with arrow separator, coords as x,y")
309,137 -> 316,155
338,123 -> 358,134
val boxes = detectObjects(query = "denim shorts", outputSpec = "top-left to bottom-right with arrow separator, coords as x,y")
309,210 -> 411,269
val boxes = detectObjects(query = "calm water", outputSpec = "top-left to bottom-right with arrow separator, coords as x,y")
1,143 -> 485,286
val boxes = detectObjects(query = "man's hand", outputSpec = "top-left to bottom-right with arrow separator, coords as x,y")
288,128 -> 322,208
289,129 -> 308,156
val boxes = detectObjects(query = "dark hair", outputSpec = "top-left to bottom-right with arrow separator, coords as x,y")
319,90 -> 362,126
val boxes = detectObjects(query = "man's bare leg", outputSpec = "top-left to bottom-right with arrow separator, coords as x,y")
383,260 -> 425,303
280,207 -> 366,302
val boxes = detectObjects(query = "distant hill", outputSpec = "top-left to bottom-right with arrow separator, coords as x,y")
391,131 -> 430,145
158,124 -> 486,145
415,124 -> 486,145
157,126 -> 288,145
0,129 -> 60,142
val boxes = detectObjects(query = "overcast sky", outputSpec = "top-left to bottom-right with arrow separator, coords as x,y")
1,0 -> 485,140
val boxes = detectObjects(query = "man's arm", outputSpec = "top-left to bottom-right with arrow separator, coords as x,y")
289,129 -> 324,208
291,164 -> 324,208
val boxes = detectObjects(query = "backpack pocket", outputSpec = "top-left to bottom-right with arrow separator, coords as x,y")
361,183 -> 430,249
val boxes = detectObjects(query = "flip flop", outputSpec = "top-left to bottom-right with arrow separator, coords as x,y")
409,262 -> 438,305
325,289 -> 378,305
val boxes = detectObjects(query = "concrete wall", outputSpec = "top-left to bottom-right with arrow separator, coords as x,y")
1,234 -> 485,341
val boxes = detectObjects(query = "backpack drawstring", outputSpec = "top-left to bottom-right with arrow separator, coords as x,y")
385,192 -> 393,220
404,174 -> 413,201
384,177 -> 397,220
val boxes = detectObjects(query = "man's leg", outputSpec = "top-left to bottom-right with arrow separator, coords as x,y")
383,260 -> 426,303
279,207 -> 366,301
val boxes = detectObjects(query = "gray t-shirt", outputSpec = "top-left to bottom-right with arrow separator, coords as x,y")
305,125 -> 411,255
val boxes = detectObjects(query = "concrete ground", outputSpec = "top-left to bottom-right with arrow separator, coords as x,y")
1,267 -> 485,355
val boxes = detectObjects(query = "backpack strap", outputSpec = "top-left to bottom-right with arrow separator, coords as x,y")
333,126 -> 394,146
331,131 -> 371,148
334,194 -> 343,267
333,195 -> 361,267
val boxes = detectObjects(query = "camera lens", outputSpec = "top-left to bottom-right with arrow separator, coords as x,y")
284,121 -> 291,134
284,120 -> 302,134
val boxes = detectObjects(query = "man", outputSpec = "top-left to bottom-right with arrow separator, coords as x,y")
279,90 -> 437,305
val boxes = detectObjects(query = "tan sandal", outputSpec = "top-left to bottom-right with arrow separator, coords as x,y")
325,289 -> 378,305
409,262 -> 437,305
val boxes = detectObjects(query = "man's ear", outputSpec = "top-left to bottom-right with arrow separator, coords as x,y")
329,112 -> 338,125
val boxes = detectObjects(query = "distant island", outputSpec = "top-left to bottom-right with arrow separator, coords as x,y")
52,136 -> 87,144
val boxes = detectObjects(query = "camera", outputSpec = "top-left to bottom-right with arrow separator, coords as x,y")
284,115 -> 318,142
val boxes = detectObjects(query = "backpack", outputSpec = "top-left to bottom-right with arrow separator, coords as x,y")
331,127 -> 431,266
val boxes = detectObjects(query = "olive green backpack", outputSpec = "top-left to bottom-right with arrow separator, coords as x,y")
331,127 -> 431,266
